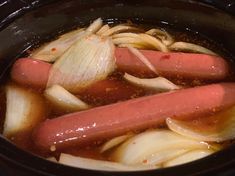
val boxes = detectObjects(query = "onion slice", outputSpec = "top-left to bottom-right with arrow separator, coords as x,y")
96,24 -> 110,35
169,42 -> 217,55
47,157 -> 57,162
124,73 -> 180,92
166,106 -> 235,142
100,134 -> 133,153
59,153 -> 156,171
31,28 -> 85,62
3,84 -> 46,137
112,33 -> 150,49
86,18 -> 103,33
138,33 -> 168,52
47,34 -> 116,93
31,18 -> 103,63
112,36 -> 146,46
164,149 -> 213,167
146,29 -> 174,46
118,43 -> 146,49
144,149 -> 189,166
44,84 -> 90,112
127,46 -> 158,74
112,33 -> 141,39
111,130 -> 211,165
112,32 -> 168,51
102,25 -> 141,37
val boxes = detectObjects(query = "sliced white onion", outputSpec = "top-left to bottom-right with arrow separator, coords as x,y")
111,130 -> 210,165
112,32 -> 140,39
47,157 -> 57,162
139,33 -> 168,52
100,134 -> 133,153
118,43 -> 147,49
44,84 -> 89,112
144,149 -> 189,166
146,29 -> 174,46
31,28 -> 85,62
31,18 -> 103,63
102,25 -> 140,37
112,32 -> 168,51
3,84 -> 46,137
112,33 -> 144,46
164,149 -> 213,167
86,18 -> 103,33
127,46 -> 158,74
96,24 -> 110,35
112,37 -> 146,46
166,106 -> 235,142
47,34 -> 116,93
124,73 -> 180,92
59,153 -> 157,171
169,42 -> 217,55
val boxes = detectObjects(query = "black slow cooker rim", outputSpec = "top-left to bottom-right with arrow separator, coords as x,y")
1,0 -> 235,176
1,0 -> 235,30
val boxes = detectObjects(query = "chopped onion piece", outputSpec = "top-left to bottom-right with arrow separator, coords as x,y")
169,42 -> 217,55
112,33 -> 150,48
118,43 -> 147,49
124,73 -> 181,92
47,157 -> 57,162
111,130 -> 210,165
47,34 -> 116,93
86,18 -> 103,33
166,106 -> 235,142
59,153 -> 157,171
164,149 -> 213,167
127,46 -> 158,74
112,32 -> 168,51
3,84 -> 46,137
31,18 -> 103,63
139,33 -> 168,52
102,25 -> 141,37
144,149 -> 189,166
100,134 -> 133,153
112,32 -> 141,39
146,29 -> 174,46
44,84 -> 89,112
112,36 -> 146,46
96,24 -> 110,35
31,28 -> 85,62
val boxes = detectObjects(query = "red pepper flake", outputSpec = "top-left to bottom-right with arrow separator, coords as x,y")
51,48 -> 57,52
160,55 -> 170,60
142,159 -> 148,164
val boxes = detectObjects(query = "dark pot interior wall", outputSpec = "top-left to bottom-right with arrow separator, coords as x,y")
0,0 -> 235,28
1,0 -> 235,176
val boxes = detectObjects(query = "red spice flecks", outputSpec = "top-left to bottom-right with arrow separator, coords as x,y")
160,55 -> 171,60
142,159 -> 148,164
51,48 -> 57,52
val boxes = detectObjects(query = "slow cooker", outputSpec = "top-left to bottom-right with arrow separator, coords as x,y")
1,0 -> 235,175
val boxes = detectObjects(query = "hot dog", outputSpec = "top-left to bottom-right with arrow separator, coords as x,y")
11,58 -> 51,88
11,48 -> 229,89
33,83 -> 235,151
115,48 -> 229,79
